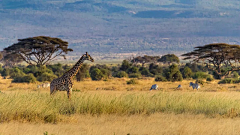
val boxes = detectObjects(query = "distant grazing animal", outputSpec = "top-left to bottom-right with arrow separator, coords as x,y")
37,83 -> 50,88
50,52 -> 94,99
189,82 -> 200,90
150,84 -> 158,91
176,84 -> 182,89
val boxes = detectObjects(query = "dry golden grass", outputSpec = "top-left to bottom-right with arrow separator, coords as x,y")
2,77 -> 240,134
1,114 -> 240,135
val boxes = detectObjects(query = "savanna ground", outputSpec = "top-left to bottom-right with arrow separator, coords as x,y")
1,77 -> 240,135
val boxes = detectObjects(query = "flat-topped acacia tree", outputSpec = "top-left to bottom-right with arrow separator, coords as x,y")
182,43 -> 240,79
3,36 -> 73,66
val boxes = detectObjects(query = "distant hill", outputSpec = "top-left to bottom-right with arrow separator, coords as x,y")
0,0 -> 240,59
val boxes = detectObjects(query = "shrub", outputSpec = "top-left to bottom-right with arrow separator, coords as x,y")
158,54 -> 180,64
232,71 -> 239,79
149,63 -> 163,75
34,66 -> 53,77
12,73 -> 37,83
37,72 -> 57,82
192,72 -> 209,79
90,68 -> 104,81
1,68 -> 10,77
100,68 -> 112,79
9,67 -> 25,78
120,60 -> 131,71
164,64 -> 183,82
128,73 -> 142,78
127,66 -> 139,74
182,66 -> 192,79
127,79 -> 138,85
206,77 -> 214,82
140,67 -> 154,77
114,71 -> 128,78
155,76 -> 167,82
218,78 -> 235,84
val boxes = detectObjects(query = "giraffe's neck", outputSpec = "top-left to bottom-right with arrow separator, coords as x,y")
63,56 -> 84,79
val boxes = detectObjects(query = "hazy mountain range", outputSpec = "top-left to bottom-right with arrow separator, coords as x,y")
1,0 -> 240,59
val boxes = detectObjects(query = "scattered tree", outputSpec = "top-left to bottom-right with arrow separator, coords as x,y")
158,54 -> 180,64
3,36 -> 73,66
182,43 -> 240,79
164,64 -> 183,82
131,55 -> 160,66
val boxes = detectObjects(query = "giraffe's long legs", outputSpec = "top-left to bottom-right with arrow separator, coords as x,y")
67,88 -> 73,100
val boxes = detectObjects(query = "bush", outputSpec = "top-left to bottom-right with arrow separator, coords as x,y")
164,64 -> 183,82
192,72 -> 210,79
9,68 -> 25,78
232,71 -> 239,79
120,60 -> 131,71
182,66 -> 192,79
149,63 -> 163,75
37,72 -> 57,82
128,73 -> 142,78
126,79 -> 138,85
155,76 -> 167,82
12,73 -> 37,83
140,67 -> 154,77
127,66 -> 139,74
114,71 -> 128,78
1,68 -> 10,77
90,68 -> 104,81
206,77 -> 214,82
218,78 -> 235,84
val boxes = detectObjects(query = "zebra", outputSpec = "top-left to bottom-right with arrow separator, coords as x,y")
177,84 -> 182,89
150,84 -> 158,91
189,82 -> 200,90
37,83 -> 50,88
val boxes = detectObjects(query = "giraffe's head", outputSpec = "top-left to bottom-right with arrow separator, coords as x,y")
82,52 -> 94,62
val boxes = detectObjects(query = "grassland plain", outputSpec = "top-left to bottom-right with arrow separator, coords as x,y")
1,77 -> 240,134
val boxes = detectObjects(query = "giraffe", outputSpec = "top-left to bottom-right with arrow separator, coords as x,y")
50,52 -> 94,99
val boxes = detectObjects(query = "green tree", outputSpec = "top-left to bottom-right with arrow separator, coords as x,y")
114,71 -> 128,78
164,64 -> 183,82
131,55 -> 160,66
182,66 -> 193,79
182,43 -> 240,79
149,63 -> 163,75
158,54 -> 180,64
3,36 -> 73,66
127,66 -> 139,74
90,68 -> 104,81
1,68 -> 10,78
139,67 -> 153,77
120,60 -> 131,71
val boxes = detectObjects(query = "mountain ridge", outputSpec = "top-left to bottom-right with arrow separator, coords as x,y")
0,0 -> 240,59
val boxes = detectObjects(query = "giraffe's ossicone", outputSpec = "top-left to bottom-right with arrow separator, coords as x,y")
50,52 -> 94,99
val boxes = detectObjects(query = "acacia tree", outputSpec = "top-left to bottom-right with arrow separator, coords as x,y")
0,51 -> 23,67
131,55 -> 160,66
182,43 -> 240,79
158,54 -> 180,64
3,36 -> 73,66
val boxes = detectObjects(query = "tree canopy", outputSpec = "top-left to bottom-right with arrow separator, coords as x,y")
131,55 -> 160,66
3,36 -> 73,66
158,54 -> 180,64
182,43 -> 240,79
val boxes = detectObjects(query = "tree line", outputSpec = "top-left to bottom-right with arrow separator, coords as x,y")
1,36 -> 240,84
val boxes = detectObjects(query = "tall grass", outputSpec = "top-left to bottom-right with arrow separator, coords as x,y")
0,92 -> 240,123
